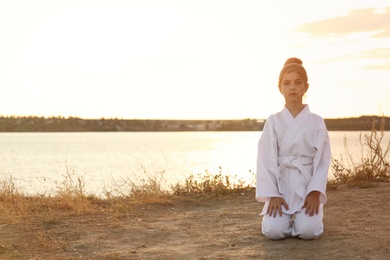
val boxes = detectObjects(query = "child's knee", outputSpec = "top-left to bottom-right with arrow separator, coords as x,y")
293,210 -> 324,240
262,228 -> 285,240
262,221 -> 290,240
295,222 -> 324,240
298,229 -> 321,240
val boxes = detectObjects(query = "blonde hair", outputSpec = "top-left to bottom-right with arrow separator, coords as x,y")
278,58 -> 308,88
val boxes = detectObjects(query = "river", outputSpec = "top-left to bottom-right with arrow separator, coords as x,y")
0,131 -> 388,195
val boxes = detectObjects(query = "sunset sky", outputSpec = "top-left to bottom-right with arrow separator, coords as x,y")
1,0 -> 389,120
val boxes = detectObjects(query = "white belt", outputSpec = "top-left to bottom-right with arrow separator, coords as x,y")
276,156 -> 313,194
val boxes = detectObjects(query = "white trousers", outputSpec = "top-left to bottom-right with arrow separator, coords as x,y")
261,205 -> 324,240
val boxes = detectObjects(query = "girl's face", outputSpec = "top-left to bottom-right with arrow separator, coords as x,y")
279,71 -> 309,103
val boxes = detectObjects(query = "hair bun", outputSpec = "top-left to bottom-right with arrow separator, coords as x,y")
284,57 -> 303,66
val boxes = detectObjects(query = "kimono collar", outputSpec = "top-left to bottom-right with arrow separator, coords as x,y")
282,104 -> 310,122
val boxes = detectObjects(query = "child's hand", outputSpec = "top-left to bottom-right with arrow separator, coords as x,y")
267,197 -> 289,217
302,191 -> 320,216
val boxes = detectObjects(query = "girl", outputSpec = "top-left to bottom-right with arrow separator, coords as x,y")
256,57 -> 331,240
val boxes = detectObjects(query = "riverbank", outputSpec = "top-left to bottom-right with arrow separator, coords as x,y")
1,183 -> 389,259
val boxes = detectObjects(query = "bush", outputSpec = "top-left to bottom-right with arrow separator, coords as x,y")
329,117 -> 390,188
171,167 -> 254,196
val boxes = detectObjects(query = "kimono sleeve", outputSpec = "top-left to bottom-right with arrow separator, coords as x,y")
306,120 -> 331,204
256,117 -> 281,202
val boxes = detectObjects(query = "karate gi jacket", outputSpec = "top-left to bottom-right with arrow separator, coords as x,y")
256,105 -> 331,215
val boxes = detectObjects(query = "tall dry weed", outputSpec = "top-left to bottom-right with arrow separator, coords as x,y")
0,175 -> 27,222
0,174 -> 19,198
51,166 -> 98,212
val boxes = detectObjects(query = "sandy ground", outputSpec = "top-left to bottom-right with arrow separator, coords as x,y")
1,183 -> 390,259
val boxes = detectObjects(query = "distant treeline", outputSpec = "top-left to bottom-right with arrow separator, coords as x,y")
0,115 -> 389,132
324,116 -> 390,131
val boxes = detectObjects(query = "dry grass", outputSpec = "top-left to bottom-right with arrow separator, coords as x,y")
0,166 -> 254,229
102,165 -> 170,200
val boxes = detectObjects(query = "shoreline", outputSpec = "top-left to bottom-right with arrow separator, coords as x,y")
1,115 -> 390,132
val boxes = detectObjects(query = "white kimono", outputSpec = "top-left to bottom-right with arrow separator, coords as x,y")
256,105 -> 331,216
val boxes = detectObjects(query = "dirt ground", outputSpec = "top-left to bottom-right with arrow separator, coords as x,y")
1,183 -> 390,259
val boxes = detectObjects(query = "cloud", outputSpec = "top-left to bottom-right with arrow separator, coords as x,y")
364,63 -> 390,70
295,6 -> 390,37
346,48 -> 390,71
312,47 -> 390,71
351,48 -> 390,59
